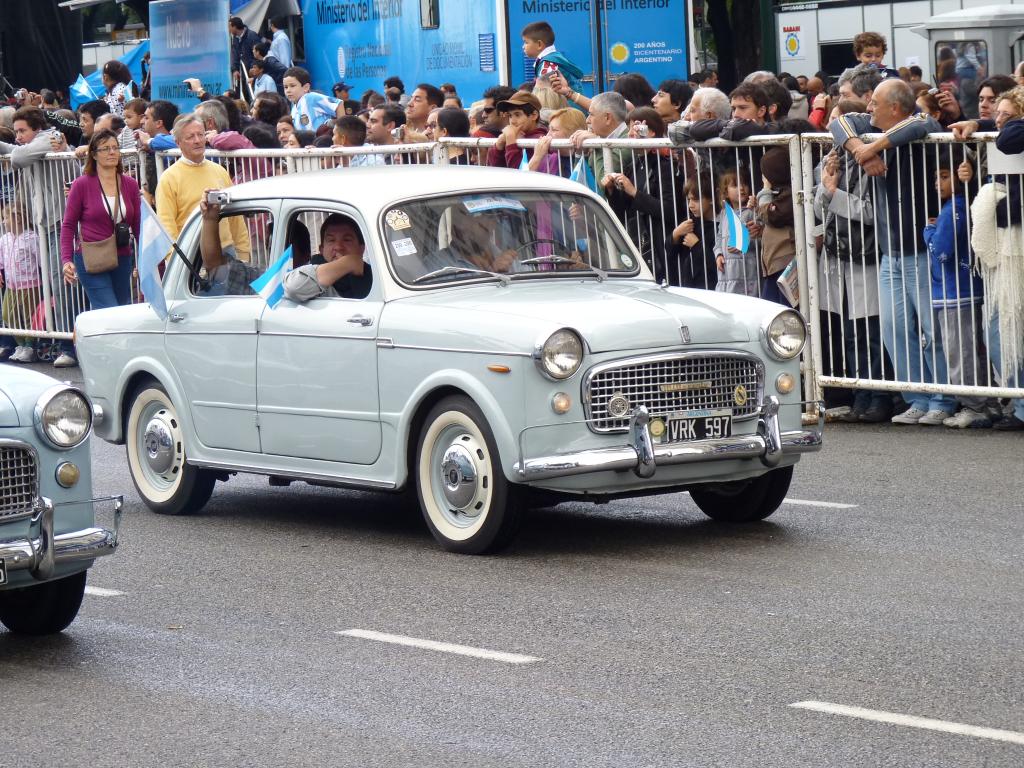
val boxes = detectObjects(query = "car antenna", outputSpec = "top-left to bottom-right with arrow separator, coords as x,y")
169,239 -> 210,292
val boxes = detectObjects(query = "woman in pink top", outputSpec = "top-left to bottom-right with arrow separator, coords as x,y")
60,129 -> 141,310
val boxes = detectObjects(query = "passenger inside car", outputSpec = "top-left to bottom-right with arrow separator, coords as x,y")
282,213 -> 373,302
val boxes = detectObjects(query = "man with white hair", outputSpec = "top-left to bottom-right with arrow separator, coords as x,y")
831,77 -> 955,425
685,87 -> 731,121
155,114 -> 250,263
570,91 -> 632,191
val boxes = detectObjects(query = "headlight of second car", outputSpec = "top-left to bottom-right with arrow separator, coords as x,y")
536,329 -> 584,380
762,310 -> 807,360
36,387 -> 92,449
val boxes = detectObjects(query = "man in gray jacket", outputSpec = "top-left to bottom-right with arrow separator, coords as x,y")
0,107 -> 82,366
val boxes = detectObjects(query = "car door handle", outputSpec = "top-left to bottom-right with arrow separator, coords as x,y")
169,313 -> 186,323
347,315 -> 373,327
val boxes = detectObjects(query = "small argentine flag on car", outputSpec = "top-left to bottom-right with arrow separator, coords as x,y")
250,246 -> 294,308
138,200 -> 170,320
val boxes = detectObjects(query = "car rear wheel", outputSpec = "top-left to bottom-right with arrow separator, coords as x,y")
689,465 -> 793,523
416,396 -> 522,554
0,571 -> 87,635
126,383 -> 216,515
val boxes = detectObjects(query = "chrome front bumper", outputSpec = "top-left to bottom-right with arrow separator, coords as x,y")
514,397 -> 823,482
0,494 -> 123,582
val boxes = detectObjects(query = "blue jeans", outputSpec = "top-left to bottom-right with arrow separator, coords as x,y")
72,252 -> 133,310
878,252 -> 955,413
986,312 -> 1024,420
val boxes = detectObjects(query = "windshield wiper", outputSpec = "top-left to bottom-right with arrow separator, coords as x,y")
521,255 -> 608,281
412,265 -> 510,286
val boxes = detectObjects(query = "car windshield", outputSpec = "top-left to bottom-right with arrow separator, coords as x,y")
381,191 -> 641,286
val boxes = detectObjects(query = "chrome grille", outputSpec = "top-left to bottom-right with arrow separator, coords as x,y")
584,352 -> 764,432
0,445 -> 38,519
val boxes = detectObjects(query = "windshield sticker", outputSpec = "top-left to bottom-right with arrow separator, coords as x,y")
391,237 -> 418,256
620,254 -> 635,269
462,196 -> 527,214
385,210 -> 412,230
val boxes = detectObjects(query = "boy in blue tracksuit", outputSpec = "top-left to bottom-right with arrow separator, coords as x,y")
923,163 -> 994,427
521,21 -> 583,93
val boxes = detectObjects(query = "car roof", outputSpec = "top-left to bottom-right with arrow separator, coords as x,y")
226,165 -> 601,210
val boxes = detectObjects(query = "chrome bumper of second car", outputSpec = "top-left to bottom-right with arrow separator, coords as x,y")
514,398 -> 824,482
0,495 -> 123,582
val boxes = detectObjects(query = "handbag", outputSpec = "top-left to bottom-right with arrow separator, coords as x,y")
80,175 -> 124,274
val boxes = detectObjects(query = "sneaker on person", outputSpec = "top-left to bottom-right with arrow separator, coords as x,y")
53,352 -> 78,368
918,408 -> 952,426
942,408 -> 991,429
891,406 -> 929,424
13,345 -> 37,363
0,346 -> 13,361
992,413 -> 1024,431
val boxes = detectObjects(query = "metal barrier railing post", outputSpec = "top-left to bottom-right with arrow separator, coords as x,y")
796,135 -> 824,406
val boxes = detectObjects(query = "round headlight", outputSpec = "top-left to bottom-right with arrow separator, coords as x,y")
36,387 -> 92,449
537,329 -> 584,380
764,310 -> 806,360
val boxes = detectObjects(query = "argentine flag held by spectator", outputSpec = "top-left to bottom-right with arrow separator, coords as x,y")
250,247 -> 293,308
138,200 -> 170,320
519,150 -> 530,171
569,155 -> 597,192
70,75 -> 98,110
726,204 -> 750,252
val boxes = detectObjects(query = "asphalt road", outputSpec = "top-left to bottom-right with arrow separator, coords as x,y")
2,363 -> 1022,767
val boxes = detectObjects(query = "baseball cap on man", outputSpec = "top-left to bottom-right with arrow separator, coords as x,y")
496,91 -> 542,113
333,82 -> 353,93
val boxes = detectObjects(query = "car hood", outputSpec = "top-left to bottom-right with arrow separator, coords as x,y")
391,279 -> 760,352
0,365 -> 64,427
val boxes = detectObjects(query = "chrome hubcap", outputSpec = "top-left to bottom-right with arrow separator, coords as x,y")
440,442 -> 478,511
143,412 -> 175,474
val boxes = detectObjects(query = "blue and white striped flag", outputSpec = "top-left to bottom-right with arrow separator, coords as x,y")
518,149 -> 530,171
69,74 -> 98,110
569,155 -> 597,192
138,199 -> 170,320
250,246 -> 293,308
726,204 -> 750,252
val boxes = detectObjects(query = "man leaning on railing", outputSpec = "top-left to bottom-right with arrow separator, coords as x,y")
830,78 -> 957,425
0,106 -> 81,366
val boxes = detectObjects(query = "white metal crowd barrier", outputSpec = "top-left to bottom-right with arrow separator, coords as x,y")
1,134 -> 1021,409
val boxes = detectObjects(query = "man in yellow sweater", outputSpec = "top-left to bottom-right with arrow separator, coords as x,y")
155,114 -> 251,261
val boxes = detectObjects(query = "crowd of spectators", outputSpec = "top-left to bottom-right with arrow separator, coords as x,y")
0,22 -> 1021,431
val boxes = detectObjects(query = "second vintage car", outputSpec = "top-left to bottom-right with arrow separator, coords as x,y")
0,366 -> 122,633
75,166 -> 822,554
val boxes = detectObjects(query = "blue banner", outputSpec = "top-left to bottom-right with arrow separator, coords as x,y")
150,0 -> 231,113
300,0 -> 499,99
506,1 -> 689,94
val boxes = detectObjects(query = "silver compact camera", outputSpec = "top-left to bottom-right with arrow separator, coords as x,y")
205,190 -> 230,206
635,123 -> 649,138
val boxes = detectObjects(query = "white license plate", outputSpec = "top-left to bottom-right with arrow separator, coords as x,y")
655,408 -> 733,443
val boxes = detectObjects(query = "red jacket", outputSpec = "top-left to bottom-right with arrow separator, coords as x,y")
487,126 -> 548,169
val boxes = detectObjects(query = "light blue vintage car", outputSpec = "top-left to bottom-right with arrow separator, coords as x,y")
0,366 -> 122,633
75,167 -> 821,554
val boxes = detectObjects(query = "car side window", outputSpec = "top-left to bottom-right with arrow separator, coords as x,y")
284,208 -> 374,301
187,209 -> 274,297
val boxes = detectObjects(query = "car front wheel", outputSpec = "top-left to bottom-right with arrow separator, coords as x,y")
125,383 -> 216,515
689,465 -> 793,523
0,571 -> 87,635
416,396 -> 522,554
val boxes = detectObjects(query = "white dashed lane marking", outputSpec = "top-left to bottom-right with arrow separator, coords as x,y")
337,629 -> 542,665
791,700 -> 1024,745
783,498 -> 859,509
84,586 -> 125,597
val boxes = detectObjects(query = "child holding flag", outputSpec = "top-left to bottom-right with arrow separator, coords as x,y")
714,168 -> 760,297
